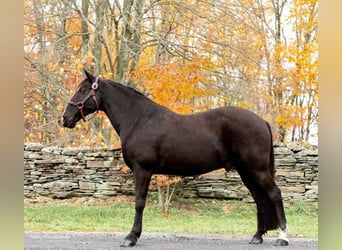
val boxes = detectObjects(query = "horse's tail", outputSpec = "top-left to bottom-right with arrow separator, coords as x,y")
253,121 -> 279,232
265,121 -> 275,179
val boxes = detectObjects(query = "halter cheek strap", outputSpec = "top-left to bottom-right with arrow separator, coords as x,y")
68,77 -> 99,122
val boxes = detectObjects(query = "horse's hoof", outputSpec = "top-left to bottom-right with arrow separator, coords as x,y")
274,238 -> 289,246
249,235 -> 263,244
120,239 -> 136,247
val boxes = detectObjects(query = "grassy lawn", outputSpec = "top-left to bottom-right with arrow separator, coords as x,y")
24,197 -> 318,238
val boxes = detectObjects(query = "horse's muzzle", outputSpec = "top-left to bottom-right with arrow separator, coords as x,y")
61,114 -> 76,128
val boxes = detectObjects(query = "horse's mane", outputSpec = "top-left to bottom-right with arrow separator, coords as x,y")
104,78 -> 153,102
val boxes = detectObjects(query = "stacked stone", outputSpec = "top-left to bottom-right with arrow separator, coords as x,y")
24,143 -> 318,202
180,170 -> 249,200
24,143 -> 134,199
273,143 -> 304,200
290,144 -> 318,202
274,143 -> 318,201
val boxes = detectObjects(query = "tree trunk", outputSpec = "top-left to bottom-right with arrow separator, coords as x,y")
116,0 -> 143,86
93,0 -> 106,75
81,0 -> 89,58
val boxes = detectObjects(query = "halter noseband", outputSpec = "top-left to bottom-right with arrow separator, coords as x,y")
68,77 -> 99,122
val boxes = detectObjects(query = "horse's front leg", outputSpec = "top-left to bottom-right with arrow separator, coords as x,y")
120,165 -> 152,247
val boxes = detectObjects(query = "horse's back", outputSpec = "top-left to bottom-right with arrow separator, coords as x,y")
212,106 -> 270,137
185,106 -> 269,141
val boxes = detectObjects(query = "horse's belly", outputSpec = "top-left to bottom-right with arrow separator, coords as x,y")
156,146 -> 224,176
155,164 -> 219,176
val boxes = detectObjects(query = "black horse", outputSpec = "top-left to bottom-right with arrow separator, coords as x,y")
62,70 -> 289,247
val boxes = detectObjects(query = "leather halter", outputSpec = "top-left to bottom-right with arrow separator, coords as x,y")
68,78 -> 99,122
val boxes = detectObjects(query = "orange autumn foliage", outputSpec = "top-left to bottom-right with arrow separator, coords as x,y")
133,56 -> 215,114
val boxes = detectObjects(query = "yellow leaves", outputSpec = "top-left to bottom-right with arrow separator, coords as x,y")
289,0 -> 318,36
264,0 -> 317,141
59,127 -> 66,136
275,105 -> 303,130
133,56 -> 214,114
153,175 -> 182,188
151,174 -> 182,214
121,166 -> 131,174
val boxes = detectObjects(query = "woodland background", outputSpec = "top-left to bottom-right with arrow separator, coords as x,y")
24,0 -> 318,147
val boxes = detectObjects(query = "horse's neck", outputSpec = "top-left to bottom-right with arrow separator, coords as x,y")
101,83 -> 148,136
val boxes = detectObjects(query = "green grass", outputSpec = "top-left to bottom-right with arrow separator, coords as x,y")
24,198 -> 317,238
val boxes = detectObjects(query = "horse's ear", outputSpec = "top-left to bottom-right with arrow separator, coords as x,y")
83,68 -> 96,83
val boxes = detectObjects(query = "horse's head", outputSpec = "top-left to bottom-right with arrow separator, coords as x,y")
62,69 -> 100,128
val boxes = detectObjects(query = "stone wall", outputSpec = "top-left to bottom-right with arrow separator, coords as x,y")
24,144 -> 134,199
24,143 -> 318,202
179,143 -> 318,202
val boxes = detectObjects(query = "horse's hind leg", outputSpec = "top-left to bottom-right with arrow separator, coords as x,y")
236,168 -> 268,244
251,170 -> 289,246
237,167 -> 288,246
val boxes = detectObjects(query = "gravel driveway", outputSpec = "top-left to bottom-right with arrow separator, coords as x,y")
24,232 -> 318,250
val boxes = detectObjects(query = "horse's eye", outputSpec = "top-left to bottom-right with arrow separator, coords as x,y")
79,86 -> 88,94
